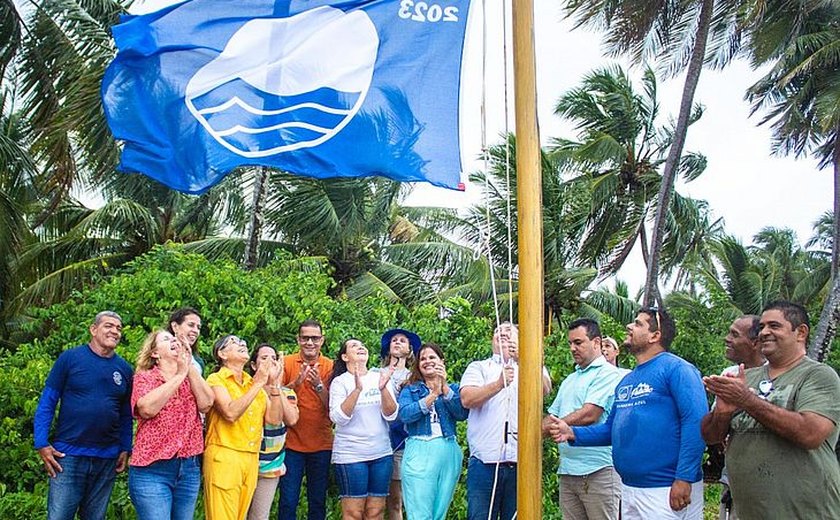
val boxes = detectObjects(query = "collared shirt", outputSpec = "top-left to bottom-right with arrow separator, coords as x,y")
283,352 -> 334,452
548,355 -> 623,476
130,366 -> 204,466
460,355 -> 518,463
460,355 -> 551,463
205,366 -> 267,453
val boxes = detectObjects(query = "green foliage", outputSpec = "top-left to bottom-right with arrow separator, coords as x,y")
667,288 -> 741,382
0,244 -> 508,517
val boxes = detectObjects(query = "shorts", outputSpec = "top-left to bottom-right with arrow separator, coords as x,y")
391,449 -> 404,481
335,455 -> 394,498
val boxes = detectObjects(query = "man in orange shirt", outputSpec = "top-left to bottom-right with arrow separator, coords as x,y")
278,319 -> 334,520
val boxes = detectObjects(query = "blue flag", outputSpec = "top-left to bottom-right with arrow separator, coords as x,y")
102,0 -> 470,194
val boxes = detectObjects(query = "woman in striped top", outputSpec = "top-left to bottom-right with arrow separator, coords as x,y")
246,343 -> 300,520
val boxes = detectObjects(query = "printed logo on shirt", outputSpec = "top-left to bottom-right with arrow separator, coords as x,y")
113,371 -> 123,386
616,382 -> 653,403
630,382 -> 653,398
429,405 -> 440,424
617,384 -> 632,402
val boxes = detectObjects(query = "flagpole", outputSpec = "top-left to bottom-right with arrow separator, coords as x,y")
511,0 -> 544,517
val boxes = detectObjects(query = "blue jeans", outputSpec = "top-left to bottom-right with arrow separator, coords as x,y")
128,456 -> 201,520
467,457 -> 517,520
335,455 -> 393,498
47,454 -> 117,520
277,449 -> 331,520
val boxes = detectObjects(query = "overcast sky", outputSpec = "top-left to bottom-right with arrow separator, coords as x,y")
405,1 -> 832,291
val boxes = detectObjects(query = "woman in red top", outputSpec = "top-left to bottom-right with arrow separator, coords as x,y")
129,329 -> 215,520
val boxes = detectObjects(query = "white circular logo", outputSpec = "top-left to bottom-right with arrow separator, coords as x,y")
113,371 -> 123,386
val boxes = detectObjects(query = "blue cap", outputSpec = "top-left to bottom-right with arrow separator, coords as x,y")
380,328 -> 422,359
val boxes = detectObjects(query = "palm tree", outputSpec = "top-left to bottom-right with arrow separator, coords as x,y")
259,173 -> 471,305
745,3 -> 840,358
10,171 -> 254,314
563,0 -> 731,306
0,89 -> 40,342
700,229 -> 829,317
551,65 -> 721,286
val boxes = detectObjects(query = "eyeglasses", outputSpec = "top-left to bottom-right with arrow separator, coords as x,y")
757,379 -> 774,399
298,335 -> 323,344
222,336 -> 246,350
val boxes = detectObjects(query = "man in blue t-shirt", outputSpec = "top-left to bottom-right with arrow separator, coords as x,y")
547,308 -> 708,520
33,311 -> 133,520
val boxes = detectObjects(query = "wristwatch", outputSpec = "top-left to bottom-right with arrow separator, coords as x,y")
314,383 -> 324,393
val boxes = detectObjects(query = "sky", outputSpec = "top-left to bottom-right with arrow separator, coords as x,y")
404,1 -> 832,291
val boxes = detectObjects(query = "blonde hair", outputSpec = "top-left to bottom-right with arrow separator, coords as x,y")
603,336 -> 619,350
136,329 -> 167,371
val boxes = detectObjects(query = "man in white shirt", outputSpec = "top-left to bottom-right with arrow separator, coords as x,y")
460,322 -> 551,520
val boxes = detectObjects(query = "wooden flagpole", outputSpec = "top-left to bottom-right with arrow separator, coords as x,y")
511,0 -> 544,517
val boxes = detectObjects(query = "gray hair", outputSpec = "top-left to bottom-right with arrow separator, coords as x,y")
94,311 -> 122,325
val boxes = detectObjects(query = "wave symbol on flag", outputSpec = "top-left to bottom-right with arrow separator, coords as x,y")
184,6 -> 379,158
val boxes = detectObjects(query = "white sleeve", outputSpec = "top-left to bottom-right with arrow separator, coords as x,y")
329,374 -> 353,426
460,360 -> 486,388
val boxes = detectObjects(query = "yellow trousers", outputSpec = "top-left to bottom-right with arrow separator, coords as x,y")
204,444 -> 259,520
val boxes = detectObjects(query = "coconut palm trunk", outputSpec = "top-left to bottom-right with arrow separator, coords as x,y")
643,0 -> 714,306
809,131 -> 840,360
244,166 -> 268,270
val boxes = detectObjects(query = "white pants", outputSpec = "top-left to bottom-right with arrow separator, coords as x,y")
621,482 -> 704,520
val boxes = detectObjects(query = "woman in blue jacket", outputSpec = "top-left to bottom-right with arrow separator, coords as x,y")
397,343 -> 468,520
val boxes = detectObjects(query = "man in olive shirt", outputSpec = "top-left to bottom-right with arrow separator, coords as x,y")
702,301 -> 840,519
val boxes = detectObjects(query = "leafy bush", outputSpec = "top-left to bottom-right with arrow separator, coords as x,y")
2,245 -> 579,518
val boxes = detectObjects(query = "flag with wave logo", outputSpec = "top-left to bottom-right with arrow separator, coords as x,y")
102,0 -> 471,194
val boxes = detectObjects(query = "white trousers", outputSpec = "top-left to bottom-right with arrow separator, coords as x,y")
621,482 -> 704,520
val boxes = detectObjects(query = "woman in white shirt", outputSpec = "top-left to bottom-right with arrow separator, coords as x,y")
329,338 -> 399,520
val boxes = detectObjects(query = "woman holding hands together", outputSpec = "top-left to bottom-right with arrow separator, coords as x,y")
129,330 -> 215,520
329,338 -> 399,520
397,343 -> 468,520
204,335 -> 285,520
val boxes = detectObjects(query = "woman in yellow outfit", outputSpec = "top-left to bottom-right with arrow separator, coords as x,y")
204,335 -> 285,519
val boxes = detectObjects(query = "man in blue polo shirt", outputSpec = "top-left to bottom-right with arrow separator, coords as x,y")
543,318 -> 624,519
34,311 -> 133,520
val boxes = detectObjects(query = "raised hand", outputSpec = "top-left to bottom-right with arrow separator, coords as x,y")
305,363 -> 322,388
498,364 -> 515,388
703,364 -> 750,413
267,359 -> 282,386
292,364 -> 311,389
277,351 -> 285,385
354,361 -> 364,391
253,357 -> 271,387
379,364 -> 394,391
174,342 -> 190,379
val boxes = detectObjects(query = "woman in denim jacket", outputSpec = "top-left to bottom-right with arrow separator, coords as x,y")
397,343 -> 468,520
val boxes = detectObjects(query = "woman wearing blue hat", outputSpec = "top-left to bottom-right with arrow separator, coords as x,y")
380,329 -> 421,520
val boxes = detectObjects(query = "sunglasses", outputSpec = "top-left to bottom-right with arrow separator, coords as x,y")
643,306 -> 664,331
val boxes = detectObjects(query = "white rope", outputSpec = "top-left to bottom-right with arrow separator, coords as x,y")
477,1 -> 519,518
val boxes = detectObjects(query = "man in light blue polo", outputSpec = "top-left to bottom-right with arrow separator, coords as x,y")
543,318 -> 624,520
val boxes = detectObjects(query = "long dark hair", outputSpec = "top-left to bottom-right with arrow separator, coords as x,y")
330,338 -> 359,383
407,343 -> 445,386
